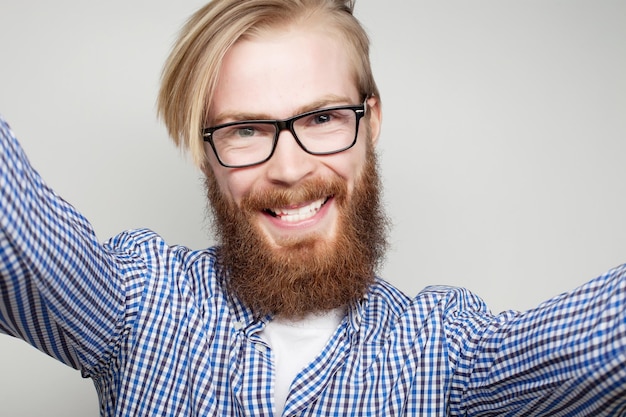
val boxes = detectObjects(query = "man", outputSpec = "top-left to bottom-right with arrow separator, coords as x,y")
1,0 -> 625,416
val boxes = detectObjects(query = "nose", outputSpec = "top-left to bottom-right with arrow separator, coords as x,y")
264,129 -> 316,186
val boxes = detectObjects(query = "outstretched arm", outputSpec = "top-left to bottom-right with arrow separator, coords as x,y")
446,265 -> 626,416
0,116 -> 128,374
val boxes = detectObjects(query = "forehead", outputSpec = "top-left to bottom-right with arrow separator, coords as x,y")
210,26 -> 360,122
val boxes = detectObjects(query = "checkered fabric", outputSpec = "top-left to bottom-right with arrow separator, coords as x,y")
2,115 -> 626,416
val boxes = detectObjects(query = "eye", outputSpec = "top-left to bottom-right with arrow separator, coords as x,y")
312,113 -> 333,125
217,124 -> 265,140
236,126 -> 256,137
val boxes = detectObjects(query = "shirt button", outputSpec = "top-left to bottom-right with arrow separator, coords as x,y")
233,321 -> 244,331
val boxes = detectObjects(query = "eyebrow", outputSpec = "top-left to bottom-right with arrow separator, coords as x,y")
210,94 -> 356,126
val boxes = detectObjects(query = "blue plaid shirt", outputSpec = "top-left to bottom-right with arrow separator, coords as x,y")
1,116 -> 626,416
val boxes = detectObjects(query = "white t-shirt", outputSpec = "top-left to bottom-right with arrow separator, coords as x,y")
260,307 -> 346,415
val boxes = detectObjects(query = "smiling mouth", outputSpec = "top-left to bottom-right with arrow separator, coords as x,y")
264,196 -> 331,223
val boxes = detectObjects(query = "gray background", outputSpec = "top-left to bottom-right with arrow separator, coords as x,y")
1,1 -> 625,415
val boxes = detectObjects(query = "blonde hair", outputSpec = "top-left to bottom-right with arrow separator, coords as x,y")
157,0 -> 379,168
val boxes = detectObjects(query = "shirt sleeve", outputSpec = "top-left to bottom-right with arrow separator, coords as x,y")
0,115 -> 133,376
444,265 -> 626,416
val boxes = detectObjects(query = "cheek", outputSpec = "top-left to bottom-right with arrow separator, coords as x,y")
214,169 -> 261,205
329,142 -> 369,192
203,145 -> 260,205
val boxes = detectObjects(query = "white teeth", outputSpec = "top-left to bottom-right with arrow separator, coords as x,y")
271,198 -> 326,223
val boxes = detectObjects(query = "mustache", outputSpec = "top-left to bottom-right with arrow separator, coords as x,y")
239,176 -> 348,212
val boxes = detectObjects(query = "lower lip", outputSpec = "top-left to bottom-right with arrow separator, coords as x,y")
262,197 -> 334,230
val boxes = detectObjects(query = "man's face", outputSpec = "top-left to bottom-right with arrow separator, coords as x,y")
204,25 -> 384,318
206,26 -> 381,246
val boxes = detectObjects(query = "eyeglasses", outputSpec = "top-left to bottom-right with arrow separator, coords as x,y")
202,100 -> 367,168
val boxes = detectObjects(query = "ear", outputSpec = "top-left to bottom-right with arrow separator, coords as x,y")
366,96 -> 382,147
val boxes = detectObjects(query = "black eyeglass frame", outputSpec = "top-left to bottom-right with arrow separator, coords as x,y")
202,100 -> 367,168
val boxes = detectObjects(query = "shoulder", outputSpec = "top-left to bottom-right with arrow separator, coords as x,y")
103,228 -> 218,263
366,280 -> 490,318
361,280 -> 497,338
103,228 -> 223,290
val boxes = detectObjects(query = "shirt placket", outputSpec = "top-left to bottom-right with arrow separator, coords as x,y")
232,318 -> 276,415
281,321 -> 351,416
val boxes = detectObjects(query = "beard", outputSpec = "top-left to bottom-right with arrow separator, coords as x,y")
205,146 -> 388,319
